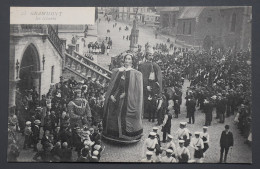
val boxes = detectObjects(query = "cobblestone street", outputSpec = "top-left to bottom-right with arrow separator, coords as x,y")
96,16 -> 177,69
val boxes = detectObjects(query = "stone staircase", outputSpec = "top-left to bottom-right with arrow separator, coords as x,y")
63,50 -> 112,85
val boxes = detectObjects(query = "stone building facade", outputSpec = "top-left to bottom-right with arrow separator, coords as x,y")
9,24 -> 65,108
219,7 -> 252,51
176,6 -> 252,50
156,7 -> 181,35
176,7 -> 222,50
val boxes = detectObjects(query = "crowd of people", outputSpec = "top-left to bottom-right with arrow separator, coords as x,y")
142,123 -> 233,163
87,38 -> 112,56
8,75 -> 109,162
142,125 -> 209,163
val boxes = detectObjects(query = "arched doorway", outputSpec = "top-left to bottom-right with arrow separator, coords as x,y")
18,44 -> 41,96
203,35 -> 212,51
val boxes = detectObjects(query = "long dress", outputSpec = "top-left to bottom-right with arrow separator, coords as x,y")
103,67 -> 143,142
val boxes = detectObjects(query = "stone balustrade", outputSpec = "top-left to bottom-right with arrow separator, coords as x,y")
72,50 -> 112,77
65,53 -> 111,86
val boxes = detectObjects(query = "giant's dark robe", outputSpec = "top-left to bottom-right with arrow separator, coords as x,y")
103,68 -> 143,142
138,61 -> 163,118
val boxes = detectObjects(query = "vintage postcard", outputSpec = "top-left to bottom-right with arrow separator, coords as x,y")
8,6 -> 252,163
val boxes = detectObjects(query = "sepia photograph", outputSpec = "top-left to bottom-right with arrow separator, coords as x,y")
8,6 -> 252,163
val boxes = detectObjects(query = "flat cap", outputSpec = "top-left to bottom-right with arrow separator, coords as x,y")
167,135 -> 173,139
26,121 -> 31,125
149,132 -> 156,136
179,140 -> 185,143
166,149 -> 173,154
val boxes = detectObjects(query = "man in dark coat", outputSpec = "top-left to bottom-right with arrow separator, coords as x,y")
203,99 -> 214,126
50,111 -> 57,132
77,146 -> 90,162
220,125 -> 234,163
156,95 -> 164,125
59,124 -> 72,146
92,127 -> 101,145
161,111 -> 172,143
72,127 -> 83,157
61,142 -> 72,162
43,110 -> 52,132
32,120 -> 41,151
101,42 -> 106,54
197,90 -> 205,110
41,130 -> 52,151
216,94 -> 227,123
226,90 -> 235,117
174,99 -> 180,118
51,142 -> 62,162
238,104 -> 249,134
33,142 -> 54,162
186,96 -> 196,124
53,126 -> 61,143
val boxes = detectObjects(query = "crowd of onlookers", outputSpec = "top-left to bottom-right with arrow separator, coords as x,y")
87,38 -> 112,56
8,75 -> 109,162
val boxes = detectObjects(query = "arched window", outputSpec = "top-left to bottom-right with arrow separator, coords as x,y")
231,13 -> 236,32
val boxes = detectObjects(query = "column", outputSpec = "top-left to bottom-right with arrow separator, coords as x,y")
31,71 -> 43,100
9,36 -> 20,108
9,80 -> 19,108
